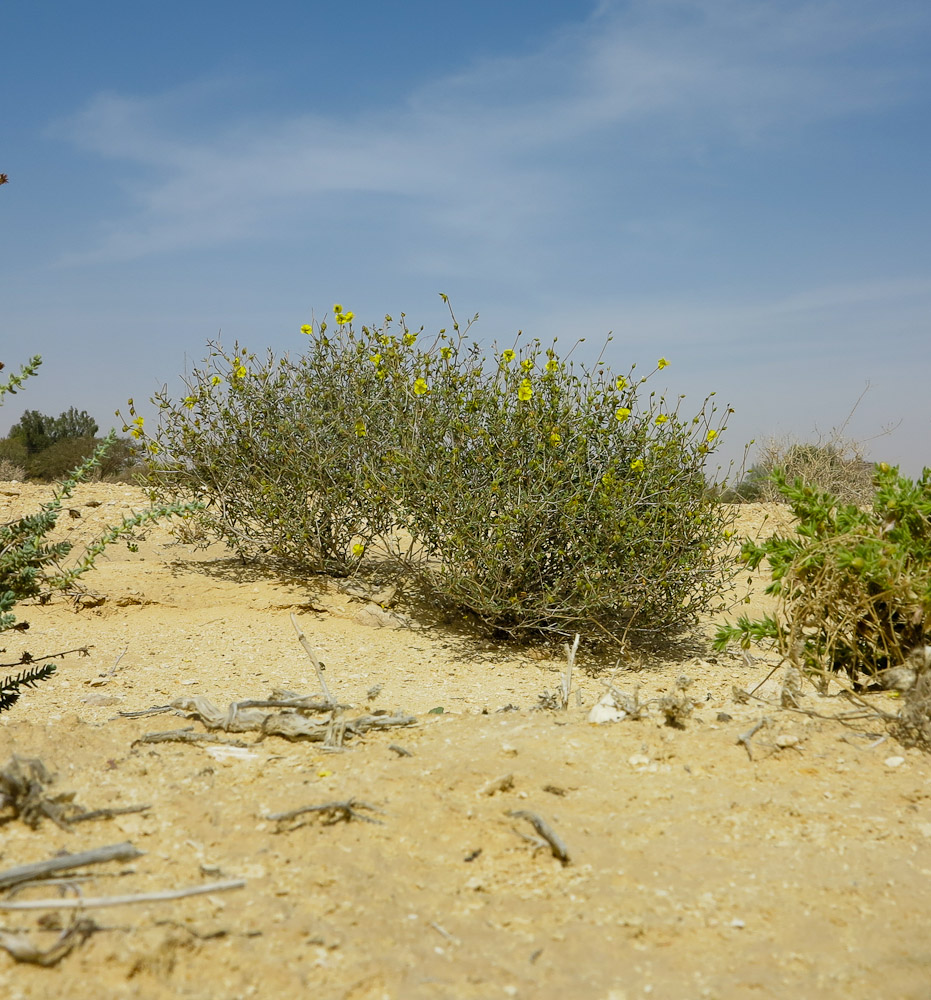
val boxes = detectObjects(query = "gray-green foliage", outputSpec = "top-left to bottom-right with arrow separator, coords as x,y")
132,304 -> 736,645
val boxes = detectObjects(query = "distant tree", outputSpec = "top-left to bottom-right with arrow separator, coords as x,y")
49,406 -> 98,442
8,407 -> 99,456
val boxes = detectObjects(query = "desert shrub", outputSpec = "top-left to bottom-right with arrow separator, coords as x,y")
124,311 -> 404,574
132,303 -> 735,644
0,435 -> 28,471
726,435 -> 875,506
382,317 -> 735,642
714,464 -> 931,681
0,458 -> 25,481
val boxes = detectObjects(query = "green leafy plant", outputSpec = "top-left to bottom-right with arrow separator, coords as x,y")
0,664 -> 58,713
133,301 -> 736,645
714,464 -> 931,681
0,356 -> 201,714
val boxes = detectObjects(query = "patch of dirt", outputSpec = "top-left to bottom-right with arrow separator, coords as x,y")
1,483 -> 929,999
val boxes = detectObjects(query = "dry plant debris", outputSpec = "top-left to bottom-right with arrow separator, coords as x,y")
506,810 -> 571,865
0,755 -> 149,830
0,915 -> 98,967
150,691 -> 417,747
266,798 -> 384,832
890,645 -> 931,749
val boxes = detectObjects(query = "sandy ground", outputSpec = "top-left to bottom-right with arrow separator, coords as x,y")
0,482 -> 929,1000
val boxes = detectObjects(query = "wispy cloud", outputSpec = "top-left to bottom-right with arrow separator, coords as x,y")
49,0 -> 931,265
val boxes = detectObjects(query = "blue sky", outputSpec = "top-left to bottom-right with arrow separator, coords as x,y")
2,0 -> 930,477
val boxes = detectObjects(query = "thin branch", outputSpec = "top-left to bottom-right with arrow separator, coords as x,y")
290,613 -> 334,704
0,842 -> 143,890
507,810 -> 570,864
267,798 -> 384,827
0,879 -> 245,911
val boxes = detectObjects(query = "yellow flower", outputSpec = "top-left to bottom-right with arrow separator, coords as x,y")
370,353 -> 382,366
517,378 -> 533,402
615,407 -> 631,422
183,396 -> 196,409
655,413 -> 668,425
211,375 -> 222,385
336,310 -> 354,326
630,458 -> 645,472
657,357 -> 669,370
706,429 -> 718,441
403,332 -> 417,347
130,428 -> 143,439
234,365 -> 247,378
354,420 -> 367,437
615,375 -> 628,390
549,430 -> 561,446
147,441 -> 161,455
501,349 -> 515,363
440,346 -> 452,359
545,359 -> 559,373
132,416 -> 144,427
521,359 -> 534,371
413,377 -> 429,396
333,303 -> 343,314
352,543 -> 365,558
300,324 -> 312,335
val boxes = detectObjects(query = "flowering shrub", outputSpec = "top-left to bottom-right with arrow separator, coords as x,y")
133,302 -> 735,643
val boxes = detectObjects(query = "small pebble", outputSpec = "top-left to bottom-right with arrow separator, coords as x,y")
884,756 -> 906,768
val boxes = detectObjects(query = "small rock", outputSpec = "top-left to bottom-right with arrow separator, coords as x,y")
775,733 -> 800,748
588,693 -> 626,724
628,753 -> 650,767
80,693 -> 122,706
884,756 -> 906,768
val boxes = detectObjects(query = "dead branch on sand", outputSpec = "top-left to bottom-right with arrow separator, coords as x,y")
507,809 -> 571,865
266,798 -> 384,831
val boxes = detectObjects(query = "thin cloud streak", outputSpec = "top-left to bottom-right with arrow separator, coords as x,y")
50,0 -> 931,265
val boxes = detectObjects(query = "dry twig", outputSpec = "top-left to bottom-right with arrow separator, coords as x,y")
736,718 -> 769,760
0,879 -> 245,911
0,842 -> 143,891
507,809 -> 570,864
267,798 -> 384,830
290,612 -> 334,704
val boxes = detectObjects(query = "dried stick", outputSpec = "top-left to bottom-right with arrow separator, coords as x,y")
507,810 -> 570,864
0,842 -> 143,891
290,613 -> 334,704
132,728 -> 251,748
0,879 -> 245,911
69,804 -> 151,824
266,798 -> 384,827
117,704 -> 173,719
560,634 -> 579,710
736,718 -> 769,760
